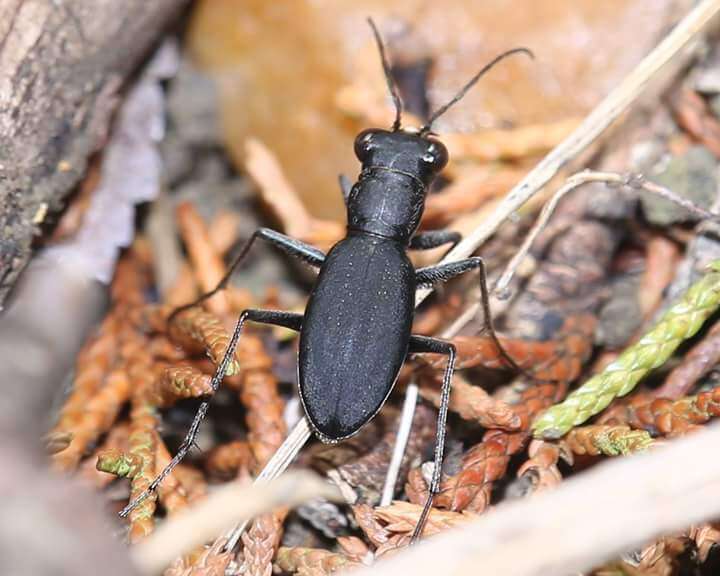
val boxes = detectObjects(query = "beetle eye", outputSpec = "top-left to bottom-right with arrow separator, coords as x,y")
421,141 -> 449,172
354,129 -> 377,161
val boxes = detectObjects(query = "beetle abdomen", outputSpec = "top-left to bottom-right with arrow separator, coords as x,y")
298,234 -> 415,441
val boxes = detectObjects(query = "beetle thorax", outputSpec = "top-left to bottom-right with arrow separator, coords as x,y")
348,128 -> 448,243
346,172 -> 425,242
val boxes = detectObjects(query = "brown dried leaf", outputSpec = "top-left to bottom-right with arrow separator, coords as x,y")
655,321 -> 720,399
672,88 -> 720,158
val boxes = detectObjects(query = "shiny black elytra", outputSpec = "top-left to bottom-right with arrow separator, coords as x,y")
121,20 -> 531,541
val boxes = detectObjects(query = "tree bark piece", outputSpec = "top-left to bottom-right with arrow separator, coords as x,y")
0,0 -> 188,305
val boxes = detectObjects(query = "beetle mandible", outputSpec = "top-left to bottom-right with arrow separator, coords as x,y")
122,20 -> 532,541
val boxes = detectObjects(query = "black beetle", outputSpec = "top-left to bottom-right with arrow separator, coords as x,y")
122,20 -> 531,541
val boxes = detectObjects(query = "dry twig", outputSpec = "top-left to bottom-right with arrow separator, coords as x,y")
654,320 -> 720,398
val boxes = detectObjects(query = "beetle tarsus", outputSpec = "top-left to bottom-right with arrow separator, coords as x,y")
406,335 -> 456,543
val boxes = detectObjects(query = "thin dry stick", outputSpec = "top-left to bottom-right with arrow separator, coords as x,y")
415,0 -> 720,308
354,422 -> 720,576
495,171 -> 717,295
381,380 -> 420,506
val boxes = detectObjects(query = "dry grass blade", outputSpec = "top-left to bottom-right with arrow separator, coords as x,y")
224,418 -> 313,550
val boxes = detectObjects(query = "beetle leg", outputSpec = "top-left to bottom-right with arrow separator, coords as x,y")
406,335 -> 457,543
338,174 -> 353,205
414,255 -> 487,286
409,229 -> 461,251
171,227 -> 324,321
415,256 -> 525,379
119,309 -> 303,518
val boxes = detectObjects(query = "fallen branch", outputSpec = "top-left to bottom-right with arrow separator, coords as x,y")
0,0 -> 188,304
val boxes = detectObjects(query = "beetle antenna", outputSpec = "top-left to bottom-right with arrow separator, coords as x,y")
419,47 -> 534,135
367,17 -> 403,131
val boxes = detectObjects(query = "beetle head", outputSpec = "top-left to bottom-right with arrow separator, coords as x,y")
353,128 -> 448,186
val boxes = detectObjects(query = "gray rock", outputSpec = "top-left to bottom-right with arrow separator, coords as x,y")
595,271 -> 643,349
641,146 -> 717,226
